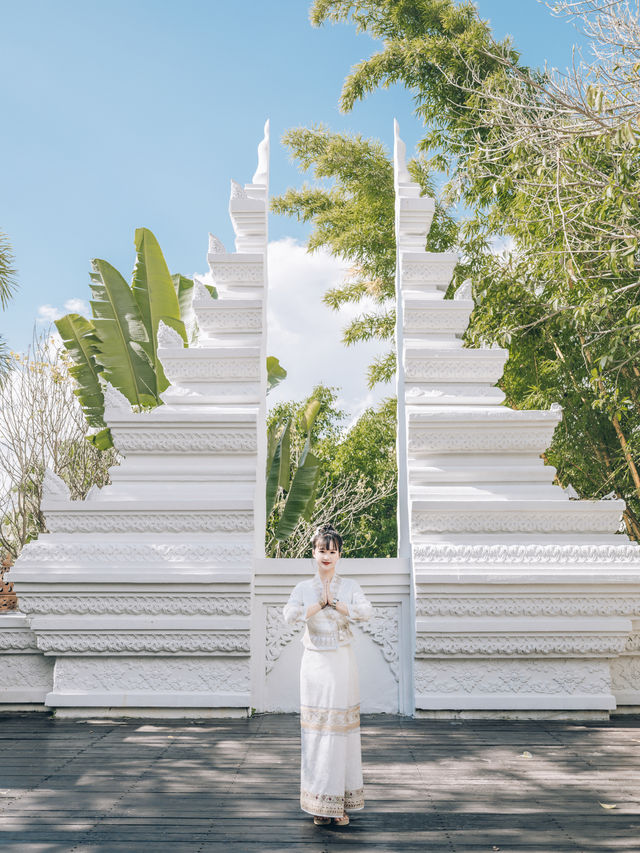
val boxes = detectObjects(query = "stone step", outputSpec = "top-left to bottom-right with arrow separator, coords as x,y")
411,498 -> 625,535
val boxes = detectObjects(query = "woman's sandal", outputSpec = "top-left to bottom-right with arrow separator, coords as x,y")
333,814 -> 350,826
313,816 -> 331,825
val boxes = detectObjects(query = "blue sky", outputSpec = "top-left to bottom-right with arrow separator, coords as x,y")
1,0 -> 587,414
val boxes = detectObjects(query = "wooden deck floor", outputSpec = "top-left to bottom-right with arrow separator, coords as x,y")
0,712 -> 639,852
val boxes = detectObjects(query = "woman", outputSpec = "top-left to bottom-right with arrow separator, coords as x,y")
282,523 -> 372,826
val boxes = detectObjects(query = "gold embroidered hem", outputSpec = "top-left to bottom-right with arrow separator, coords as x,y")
301,787 -> 365,817
300,704 -> 360,734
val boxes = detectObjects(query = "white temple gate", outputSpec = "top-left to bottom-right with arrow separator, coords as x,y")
2,121 -> 640,718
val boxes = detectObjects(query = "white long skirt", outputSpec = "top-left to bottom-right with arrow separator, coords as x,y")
299,643 -> 365,817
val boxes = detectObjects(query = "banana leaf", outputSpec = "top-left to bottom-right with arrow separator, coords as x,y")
89,259 -> 157,408
267,355 -> 287,394
132,227 -> 187,391
278,421 -> 291,490
55,313 -> 105,429
172,274 -> 196,344
299,399 -> 322,465
87,427 -> 113,451
275,451 -> 321,540
266,433 -> 283,519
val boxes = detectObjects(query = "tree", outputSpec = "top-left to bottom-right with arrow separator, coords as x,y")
272,127 -> 459,387
266,386 -> 397,557
0,230 -> 18,381
274,0 -> 640,538
0,330 -> 119,560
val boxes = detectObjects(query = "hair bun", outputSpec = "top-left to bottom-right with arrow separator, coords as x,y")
315,523 -> 336,534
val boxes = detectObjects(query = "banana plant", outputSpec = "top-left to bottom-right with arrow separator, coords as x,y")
266,399 -> 322,541
56,228 -> 188,449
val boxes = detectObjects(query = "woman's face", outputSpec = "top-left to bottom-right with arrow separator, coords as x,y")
313,540 -> 340,572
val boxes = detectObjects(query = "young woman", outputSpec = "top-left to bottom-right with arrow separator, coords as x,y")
282,523 -> 372,826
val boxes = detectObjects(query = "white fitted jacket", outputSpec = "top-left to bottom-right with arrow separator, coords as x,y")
282,573 -> 372,651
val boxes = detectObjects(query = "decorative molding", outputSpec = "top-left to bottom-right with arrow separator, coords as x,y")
157,320 -> 184,349
55,657 -> 250,693
45,510 -> 254,534
414,659 -> 611,696
208,233 -> 226,254
41,469 -> 70,502
401,261 -> 456,283
412,542 -> 640,566
0,655 -> 54,688
414,633 -> 627,658
252,118 -> 270,186
416,595 -> 640,618
0,628 -> 38,651
411,508 -> 623,534
196,308 -> 262,332
610,656 -> 640,692
19,594 -> 251,617
230,179 -> 247,199
208,262 -> 263,283
160,356 -> 260,381
192,279 -> 217,306
624,632 -> 640,653
404,356 -> 506,382
111,428 -> 257,454
37,630 -> 251,655
18,541 -> 252,566
404,308 -> 470,331
408,426 -> 556,453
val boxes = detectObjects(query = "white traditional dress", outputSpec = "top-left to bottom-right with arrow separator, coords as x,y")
283,573 -> 372,818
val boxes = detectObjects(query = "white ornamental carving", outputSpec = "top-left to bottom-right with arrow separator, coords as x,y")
610,656 -> 640,692
0,629 -> 39,651
405,309 -> 469,331
264,603 -> 400,680
208,262 -> 264,283
46,510 -> 253,534
157,320 -> 184,349
37,630 -> 251,655
454,279 -> 473,301
404,357 -> 505,382
111,429 -> 257,454
411,509 -> 622,534
624,632 -> 640,653
19,594 -> 251,617
0,655 -> 54,688
208,233 -> 226,254
197,309 -> 262,331
401,262 -> 456,283
159,357 -> 260,380
414,659 -> 611,695
18,541 -> 252,565
192,279 -> 217,306
41,468 -> 70,501
230,179 -> 247,200
264,605 -> 303,674
414,633 -> 627,658
359,605 -> 400,681
102,382 -> 132,415
412,542 -> 640,565
408,427 -> 556,453
416,595 -> 640,618
56,658 -> 250,693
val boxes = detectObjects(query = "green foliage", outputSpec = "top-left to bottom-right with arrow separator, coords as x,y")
295,0 -> 640,538
266,386 -> 397,557
0,229 -> 18,381
271,125 -> 460,387
54,313 -> 105,429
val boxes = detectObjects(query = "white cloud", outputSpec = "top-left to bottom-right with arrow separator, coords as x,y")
64,298 -> 90,315
267,238 -> 394,418
36,304 -> 62,323
36,297 -> 90,325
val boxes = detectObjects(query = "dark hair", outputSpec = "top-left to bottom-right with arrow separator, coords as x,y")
311,523 -> 343,553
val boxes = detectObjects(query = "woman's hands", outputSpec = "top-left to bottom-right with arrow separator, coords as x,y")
305,579 -> 333,620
